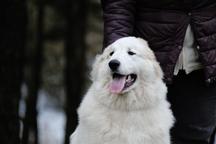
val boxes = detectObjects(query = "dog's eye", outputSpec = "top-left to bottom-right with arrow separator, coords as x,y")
110,51 -> 114,56
128,51 -> 136,55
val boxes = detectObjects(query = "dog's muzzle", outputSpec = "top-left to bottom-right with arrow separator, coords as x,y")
108,59 -> 137,94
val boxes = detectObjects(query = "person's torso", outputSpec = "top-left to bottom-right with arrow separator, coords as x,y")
133,0 -> 216,83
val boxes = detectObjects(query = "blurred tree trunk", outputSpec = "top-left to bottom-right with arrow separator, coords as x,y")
64,0 -> 88,143
22,1 -> 44,144
0,0 -> 27,144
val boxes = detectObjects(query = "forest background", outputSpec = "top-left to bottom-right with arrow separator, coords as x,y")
0,0 -> 102,144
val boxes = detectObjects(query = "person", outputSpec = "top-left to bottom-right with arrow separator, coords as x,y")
101,0 -> 216,144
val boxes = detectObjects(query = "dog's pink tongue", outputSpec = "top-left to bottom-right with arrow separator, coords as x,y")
109,77 -> 126,94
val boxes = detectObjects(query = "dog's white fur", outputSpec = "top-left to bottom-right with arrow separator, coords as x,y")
70,37 -> 174,144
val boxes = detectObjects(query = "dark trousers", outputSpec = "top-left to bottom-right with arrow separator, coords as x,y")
167,70 -> 216,144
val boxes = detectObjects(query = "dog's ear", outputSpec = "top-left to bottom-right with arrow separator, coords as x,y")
137,37 -> 163,79
153,62 -> 163,79
136,37 -> 149,47
90,44 -> 113,81
136,38 -> 157,61
90,54 -> 102,81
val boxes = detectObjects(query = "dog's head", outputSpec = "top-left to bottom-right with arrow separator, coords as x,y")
91,37 -> 166,110
91,37 -> 163,93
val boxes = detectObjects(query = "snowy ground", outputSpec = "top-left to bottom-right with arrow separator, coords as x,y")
214,133 -> 216,144
37,90 -> 66,144
19,87 -> 66,144
38,108 -> 66,144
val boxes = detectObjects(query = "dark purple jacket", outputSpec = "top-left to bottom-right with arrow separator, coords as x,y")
101,0 -> 216,85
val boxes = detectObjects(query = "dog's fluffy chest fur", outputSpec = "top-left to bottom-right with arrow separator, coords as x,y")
70,87 -> 173,144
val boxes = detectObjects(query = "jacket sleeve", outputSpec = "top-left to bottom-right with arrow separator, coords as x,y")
101,0 -> 136,48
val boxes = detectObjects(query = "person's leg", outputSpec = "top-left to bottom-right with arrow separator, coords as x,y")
167,70 -> 216,144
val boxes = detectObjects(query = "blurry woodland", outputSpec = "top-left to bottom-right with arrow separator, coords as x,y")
0,0 -> 102,144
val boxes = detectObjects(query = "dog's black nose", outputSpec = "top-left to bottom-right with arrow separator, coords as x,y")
109,59 -> 120,71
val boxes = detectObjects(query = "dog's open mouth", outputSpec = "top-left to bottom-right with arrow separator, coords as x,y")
109,73 -> 137,94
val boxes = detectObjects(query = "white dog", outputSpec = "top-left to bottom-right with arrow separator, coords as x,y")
70,37 -> 174,144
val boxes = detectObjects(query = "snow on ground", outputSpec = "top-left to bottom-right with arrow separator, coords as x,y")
37,90 -> 66,144
214,135 -> 216,144
38,108 -> 66,144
